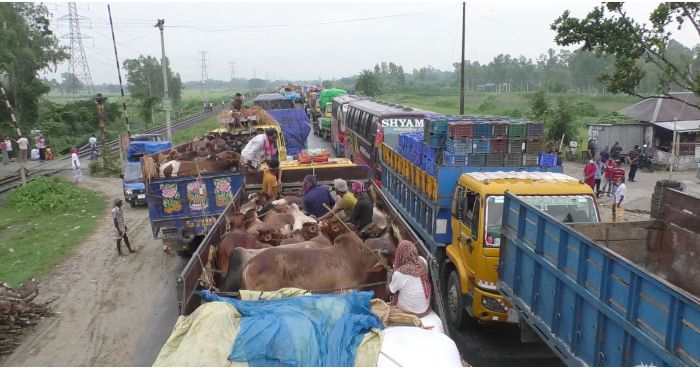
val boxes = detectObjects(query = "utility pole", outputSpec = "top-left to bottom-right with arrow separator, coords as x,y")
107,4 -> 130,162
199,51 -> 209,84
459,1 -> 466,115
0,81 -> 21,137
229,61 -> 236,81
155,19 -> 172,142
96,93 -> 107,168
59,3 -> 95,95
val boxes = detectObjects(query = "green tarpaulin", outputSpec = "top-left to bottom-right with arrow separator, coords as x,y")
319,89 -> 347,110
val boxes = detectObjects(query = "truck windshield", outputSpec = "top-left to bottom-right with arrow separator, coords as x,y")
485,195 -> 598,247
123,163 -> 143,182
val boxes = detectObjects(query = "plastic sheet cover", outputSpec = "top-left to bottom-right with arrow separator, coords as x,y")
267,109 -> 311,156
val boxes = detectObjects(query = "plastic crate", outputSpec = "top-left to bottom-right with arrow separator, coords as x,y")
424,133 -> 446,148
492,122 -> 508,138
469,153 -> 486,167
442,151 -> 468,166
508,123 -> 527,138
448,122 -> 474,139
505,153 -> 523,166
423,146 -> 437,163
486,153 -> 505,167
524,153 -> 539,166
508,139 -> 525,153
525,138 -> 545,154
474,123 -> 493,138
424,118 -> 449,135
526,122 -> 545,138
491,138 -> 509,153
446,138 -> 473,154
473,139 -> 491,154
539,153 -> 558,167
423,160 -> 437,176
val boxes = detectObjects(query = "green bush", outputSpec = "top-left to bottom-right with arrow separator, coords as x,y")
89,158 -> 122,178
8,177 -> 92,213
570,101 -> 599,117
477,95 -> 498,113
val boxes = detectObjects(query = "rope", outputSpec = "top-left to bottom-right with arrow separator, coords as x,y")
322,203 -> 390,271
212,280 -> 388,298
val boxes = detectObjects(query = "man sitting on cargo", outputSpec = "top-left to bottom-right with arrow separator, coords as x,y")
240,129 -> 279,174
348,181 -> 374,231
387,240 -> 432,318
318,178 -> 356,221
301,174 -> 335,218
262,159 -> 280,200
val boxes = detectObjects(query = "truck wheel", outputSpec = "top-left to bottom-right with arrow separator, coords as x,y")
446,270 -> 466,329
129,201 -> 135,208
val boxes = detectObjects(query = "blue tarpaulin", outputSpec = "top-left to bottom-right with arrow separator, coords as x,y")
126,141 -> 172,162
267,109 -> 311,156
199,290 -> 382,367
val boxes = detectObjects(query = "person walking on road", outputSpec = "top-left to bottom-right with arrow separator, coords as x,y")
0,140 -> 8,165
627,144 -> 641,182
16,135 -> 28,162
36,135 -> 46,161
4,136 -> 13,162
112,199 -> 135,256
602,157 -> 615,197
611,160 -> 626,194
594,155 -> 604,197
89,134 -> 98,160
70,147 -> 82,184
583,159 -> 597,190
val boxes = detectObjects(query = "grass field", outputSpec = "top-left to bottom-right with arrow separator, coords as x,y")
0,178 -> 105,287
378,92 -> 640,141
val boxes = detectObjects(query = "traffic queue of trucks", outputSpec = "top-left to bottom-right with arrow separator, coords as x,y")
142,92 -> 699,366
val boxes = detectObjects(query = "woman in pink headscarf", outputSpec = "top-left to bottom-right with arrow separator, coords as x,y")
387,240 -> 432,317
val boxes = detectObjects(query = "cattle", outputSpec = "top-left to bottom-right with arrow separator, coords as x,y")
220,232 -> 332,292
214,231 -> 271,285
279,222 -> 319,245
160,151 -> 240,177
240,232 -> 395,293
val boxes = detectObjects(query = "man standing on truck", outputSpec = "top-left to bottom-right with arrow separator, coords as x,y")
230,93 -> 244,131
240,129 -> 279,174
112,199 -> 135,256
262,159 -> 280,200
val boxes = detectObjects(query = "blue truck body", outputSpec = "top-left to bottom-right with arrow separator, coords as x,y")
122,140 -> 172,207
379,155 -> 562,253
498,191 -> 700,366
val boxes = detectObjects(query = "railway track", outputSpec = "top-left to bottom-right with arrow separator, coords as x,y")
0,107 -> 222,195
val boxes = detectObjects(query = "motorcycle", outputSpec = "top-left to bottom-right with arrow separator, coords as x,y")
638,145 -> 654,172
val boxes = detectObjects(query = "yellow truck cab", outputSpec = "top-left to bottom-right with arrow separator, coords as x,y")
444,171 -> 600,326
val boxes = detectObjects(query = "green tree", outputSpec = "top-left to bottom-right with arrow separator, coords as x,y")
123,55 -> 183,123
321,80 -> 333,89
546,99 -> 576,141
355,70 -> 380,96
552,2 -> 700,107
528,90 -> 550,121
60,72 -> 84,94
0,3 -> 68,129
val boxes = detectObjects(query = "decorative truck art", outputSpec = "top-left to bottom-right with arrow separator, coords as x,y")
214,178 -> 233,207
186,181 -> 209,212
161,183 -> 182,214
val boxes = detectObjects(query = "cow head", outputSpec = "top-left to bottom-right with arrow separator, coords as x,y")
228,212 -> 245,231
319,218 -> 347,241
359,223 -> 386,239
257,228 -> 273,244
301,222 -> 319,240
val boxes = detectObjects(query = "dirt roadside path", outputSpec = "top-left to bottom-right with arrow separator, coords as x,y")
1,176 -> 185,367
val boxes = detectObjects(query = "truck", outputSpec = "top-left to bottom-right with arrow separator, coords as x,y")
176,161 -> 449,336
379,142 -> 602,328
121,135 -> 172,207
498,182 -> 700,366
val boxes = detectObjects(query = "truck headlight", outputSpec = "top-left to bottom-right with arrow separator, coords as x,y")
481,295 -> 507,313
124,189 -> 133,195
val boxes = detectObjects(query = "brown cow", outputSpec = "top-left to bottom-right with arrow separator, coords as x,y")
240,232 -> 394,293
161,151 -> 240,177
279,222 -> 319,245
220,232 -> 333,292
214,231 -> 271,284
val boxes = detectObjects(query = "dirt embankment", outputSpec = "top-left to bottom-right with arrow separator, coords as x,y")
1,176 -> 184,367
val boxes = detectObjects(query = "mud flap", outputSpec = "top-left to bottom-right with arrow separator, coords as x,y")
428,255 -> 452,338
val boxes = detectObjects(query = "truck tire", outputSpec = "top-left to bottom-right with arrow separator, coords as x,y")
179,229 -> 195,244
446,270 -> 466,329
129,201 -> 135,208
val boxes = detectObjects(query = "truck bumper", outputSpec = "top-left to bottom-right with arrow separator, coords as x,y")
471,287 -> 516,323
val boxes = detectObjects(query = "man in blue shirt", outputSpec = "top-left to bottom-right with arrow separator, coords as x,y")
301,175 -> 335,218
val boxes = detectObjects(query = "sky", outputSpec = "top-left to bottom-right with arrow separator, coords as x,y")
41,0 -> 700,85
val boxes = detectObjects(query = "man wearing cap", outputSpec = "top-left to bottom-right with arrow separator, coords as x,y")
240,128 -> 278,174
318,178 -> 356,221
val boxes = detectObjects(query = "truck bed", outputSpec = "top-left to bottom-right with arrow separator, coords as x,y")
176,165 -> 450,334
499,191 -> 700,366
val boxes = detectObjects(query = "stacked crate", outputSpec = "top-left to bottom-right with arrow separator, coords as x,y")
421,146 -> 438,176
423,116 -> 449,149
525,122 -> 545,164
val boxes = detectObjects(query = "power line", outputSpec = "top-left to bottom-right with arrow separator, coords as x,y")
58,3 -> 95,94
199,51 -> 208,84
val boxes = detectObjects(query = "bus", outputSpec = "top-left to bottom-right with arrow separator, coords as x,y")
330,94 -> 359,156
343,99 -> 429,183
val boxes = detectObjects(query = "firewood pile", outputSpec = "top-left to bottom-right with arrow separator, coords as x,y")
0,281 -> 54,355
